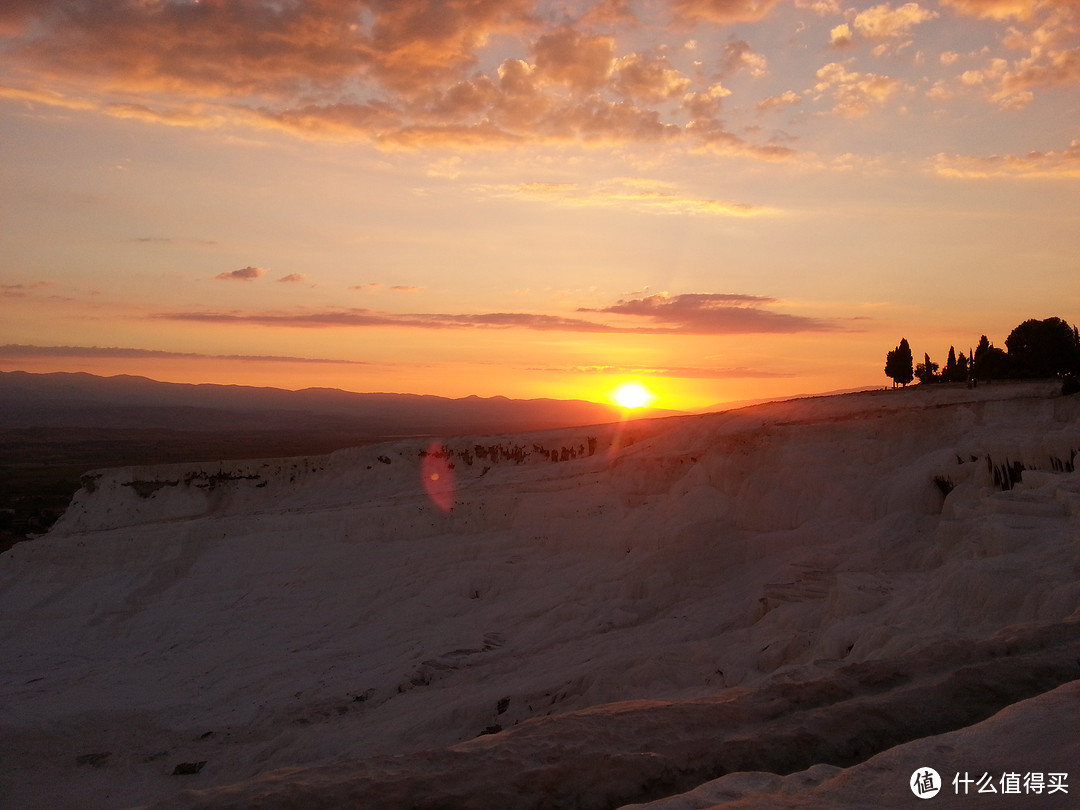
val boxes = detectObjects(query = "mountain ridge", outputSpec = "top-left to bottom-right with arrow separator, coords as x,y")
0,369 -> 683,434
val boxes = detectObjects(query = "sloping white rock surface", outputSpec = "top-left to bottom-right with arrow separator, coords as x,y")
1,382 -> 1078,809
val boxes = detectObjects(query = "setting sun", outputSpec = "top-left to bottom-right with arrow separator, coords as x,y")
611,381 -> 657,410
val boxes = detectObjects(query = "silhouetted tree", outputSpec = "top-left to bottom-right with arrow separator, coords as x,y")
944,346 -> 959,382
1005,317 -> 1080,378
915,352 -> 939,384
972,334 -> 1010,381
885,338 -> 914,387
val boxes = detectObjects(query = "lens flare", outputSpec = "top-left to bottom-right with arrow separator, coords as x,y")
421,441 -> 455,511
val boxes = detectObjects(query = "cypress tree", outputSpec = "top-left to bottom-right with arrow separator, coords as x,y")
885,338 -> 914,387
945,346 -> 958,382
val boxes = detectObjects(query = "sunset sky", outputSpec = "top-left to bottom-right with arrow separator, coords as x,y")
1,0 -> 1078,410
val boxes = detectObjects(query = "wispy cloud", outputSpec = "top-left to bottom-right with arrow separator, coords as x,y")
277,273 -> 308,283
132,236 -> 219,247
474,177 -> 771,216
579,293 -> 837,334
154,292 -> 840,335
757,90 -> 802,111
531,364 -> 795,379
940,0 -> 1040,21
155,308 -> 618,332
668,0 -> 783,24
0,344 -> 370,365
1,281 -> 52,297
933,139 -> 1080,178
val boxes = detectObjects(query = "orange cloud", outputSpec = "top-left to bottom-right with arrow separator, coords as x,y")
215,266 -> 267,281
360,0 -> 537,95
946,4 -> 1080,113
278,274 -> 308,283
796,0 -> 843,14
532,27 -> 616,92
474,177 -> 771,216
668,0 -> 783,24
682,84 -> 733,119
532,364 -> 795,379
688,119 -> 795,159
934,139 -> 1080,178
0,3 -> 805,156
757,90 -> 801,111
612,53 -> 691,102
940,0 -> 1047,21
719,40 -> 768,77
993,31 -> 1080,103
854,3 -> 939,39
6,0 -> 535,100
813,61 -> 901,117
829,23 -> 854,48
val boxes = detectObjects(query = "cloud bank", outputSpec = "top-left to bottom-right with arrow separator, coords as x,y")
154,292 -> 838,335
1,2 -> 1074,165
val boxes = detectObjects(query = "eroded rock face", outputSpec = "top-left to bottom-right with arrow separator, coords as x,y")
1,383 -> 1078,810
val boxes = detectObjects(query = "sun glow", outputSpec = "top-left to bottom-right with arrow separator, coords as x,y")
611,381 -> 657,410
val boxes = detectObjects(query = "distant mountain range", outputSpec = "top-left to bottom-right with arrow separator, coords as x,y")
0,370 -> 680,437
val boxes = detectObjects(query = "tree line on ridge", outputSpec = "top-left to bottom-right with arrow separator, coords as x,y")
885,316 -> 1080,393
